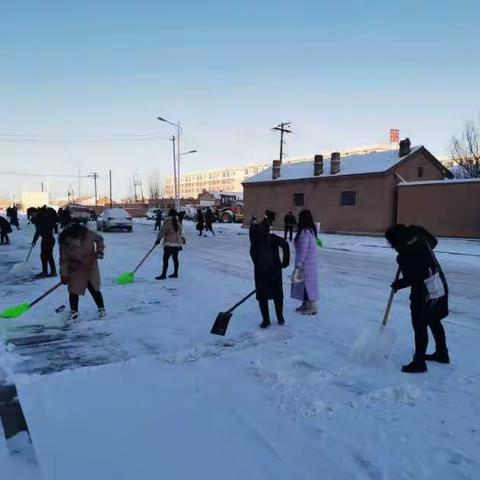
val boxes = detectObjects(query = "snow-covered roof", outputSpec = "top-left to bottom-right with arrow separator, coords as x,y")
398,178 -> 480,187
244,146 -> 424,184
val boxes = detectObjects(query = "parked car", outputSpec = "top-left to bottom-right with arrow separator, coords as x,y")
97,208 -> 133,232
69,205 -> 91,224
146,208 -> 161,220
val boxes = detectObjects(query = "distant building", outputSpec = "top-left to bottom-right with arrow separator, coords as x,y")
163,144 -> 394,199
243,144 -> 453,234
21,192 -> 50,210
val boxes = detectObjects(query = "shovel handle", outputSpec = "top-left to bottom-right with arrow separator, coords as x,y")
133,244 -> 157,274
29,282 -> 63,308
226,290 -> 256,314
382,267 -> 401,327
25,244 -> 34,263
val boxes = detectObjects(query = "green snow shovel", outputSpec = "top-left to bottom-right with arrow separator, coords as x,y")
0,281 -> 63,319
116,244 -> 157,285
211,289 -> 257,336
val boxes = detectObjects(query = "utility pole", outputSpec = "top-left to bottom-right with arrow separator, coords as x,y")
132,175 -> 144,204
109,170 -> 113,208
78,168 -> 81,199
88,172 -> 99,206
271,122 -> 292,163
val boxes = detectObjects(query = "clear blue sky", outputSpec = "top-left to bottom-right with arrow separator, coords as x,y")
1,0 -> 479,199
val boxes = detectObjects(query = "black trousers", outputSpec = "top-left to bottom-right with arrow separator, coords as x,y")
154,220 -> 161,231
205,224 -> 215,235
411,303 -> 447,358
162,246 -> 180,276
284,225 -> 293,240
258,298 -> 284,324
69,282 -> 104,312
0,232 -> 9,244
40,236 -> 56,274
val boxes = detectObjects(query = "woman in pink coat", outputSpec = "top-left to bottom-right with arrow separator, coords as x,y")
293,210 -> 319,315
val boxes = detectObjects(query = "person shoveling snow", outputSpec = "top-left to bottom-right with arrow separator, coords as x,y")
385,224 -> 450,373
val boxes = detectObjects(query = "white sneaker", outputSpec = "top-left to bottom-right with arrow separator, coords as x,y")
98,308 -> 106,318
68,310 -> 79,322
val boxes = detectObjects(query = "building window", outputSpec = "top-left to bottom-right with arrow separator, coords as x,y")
340,191 -> 357,206
417,167 -> 424,178
294,193 -> 304,207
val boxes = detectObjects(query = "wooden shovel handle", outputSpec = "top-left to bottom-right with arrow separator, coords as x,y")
382,267 -> 401,327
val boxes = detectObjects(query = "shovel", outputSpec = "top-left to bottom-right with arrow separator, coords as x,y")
8,244 -> 35,277
0,281 -> 63,319
116,244 -> 157,285
210,290 -> 256,336
350,267 -> 400,365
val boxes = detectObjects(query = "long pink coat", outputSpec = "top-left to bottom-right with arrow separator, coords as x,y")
294,229 -> 319,301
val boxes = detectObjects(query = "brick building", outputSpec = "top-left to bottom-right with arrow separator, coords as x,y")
243,145 -> 453,234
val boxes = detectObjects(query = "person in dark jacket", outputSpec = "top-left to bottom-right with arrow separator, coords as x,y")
154,210 -> 163,231
0,216 -> 12,244
250,210 -> 290,328
385,224 -> 449,373
47,207 -> 59,234
32,206 -> 57,278
196,209 -> 205,236
205,208 -> 215,236
8,206 -> 20,230
283,211 -> 296,241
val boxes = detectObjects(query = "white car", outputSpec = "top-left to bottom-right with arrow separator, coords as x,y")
97,208 -> 133,232
146,208 -> 161,220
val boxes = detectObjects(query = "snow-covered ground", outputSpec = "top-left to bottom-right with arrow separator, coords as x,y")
0,217 -> 479,479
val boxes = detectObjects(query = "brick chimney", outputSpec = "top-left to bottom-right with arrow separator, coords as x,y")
314,155 -> 324,176
272,160 -> 281,179
330,152 -> 341,175
399,138 -> 411,157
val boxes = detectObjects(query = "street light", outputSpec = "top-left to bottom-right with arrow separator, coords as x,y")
157,116 -> 182,210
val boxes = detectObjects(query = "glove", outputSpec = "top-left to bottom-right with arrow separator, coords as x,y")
60,276 -> 68,285
31,241 -> 36,247
155,240 -> 160,246
96,252 -> 104,259
391,280 -> 403,291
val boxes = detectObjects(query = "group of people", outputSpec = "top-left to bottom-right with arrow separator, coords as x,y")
4,204 -> 451,374
0,206 -> 20,244
196,208 -> 216,237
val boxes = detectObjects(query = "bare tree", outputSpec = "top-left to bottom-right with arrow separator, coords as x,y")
450,117 -> 480,178
148,176 -> 161,200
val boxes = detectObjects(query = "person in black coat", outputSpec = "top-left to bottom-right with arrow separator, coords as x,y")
0,216 -> 12,244
8,206 -> 20,230
154,210 -> 163,231
196,209 -> 205,236
250,210 -> 290,328
32,206 -> 57,278
205,208 -> 215,236
385,224 -> 449,373
283,211 -> 296,241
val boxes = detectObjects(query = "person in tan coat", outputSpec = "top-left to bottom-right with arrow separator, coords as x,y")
155,209 -> 184,280
59,223 -> 105,321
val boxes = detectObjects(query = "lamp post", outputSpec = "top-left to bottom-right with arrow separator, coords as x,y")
158,116 -> 182,210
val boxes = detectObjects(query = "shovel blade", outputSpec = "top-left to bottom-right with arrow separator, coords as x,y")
8,262 -> 30,277
116,272 -> 135,285
350,325 -> 397,366
0,303 -> 31,319
210,312 -> 233,336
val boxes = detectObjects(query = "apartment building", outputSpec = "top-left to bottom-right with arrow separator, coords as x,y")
163,145 -> 396,198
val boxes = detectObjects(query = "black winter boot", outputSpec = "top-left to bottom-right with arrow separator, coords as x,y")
401,356 -> 427,373
260,320 -> 271,329
424,349 -> 450,364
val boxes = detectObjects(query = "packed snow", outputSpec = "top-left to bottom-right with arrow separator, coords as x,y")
1,217 -> 479,479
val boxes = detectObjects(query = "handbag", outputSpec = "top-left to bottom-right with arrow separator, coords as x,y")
290,267 -> 305,300
424,247 -> 445,302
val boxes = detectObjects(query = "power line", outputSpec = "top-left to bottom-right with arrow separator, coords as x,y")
0,171 -> 90,178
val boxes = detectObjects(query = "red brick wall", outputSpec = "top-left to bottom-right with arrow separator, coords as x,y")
398,180 -> 480,238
